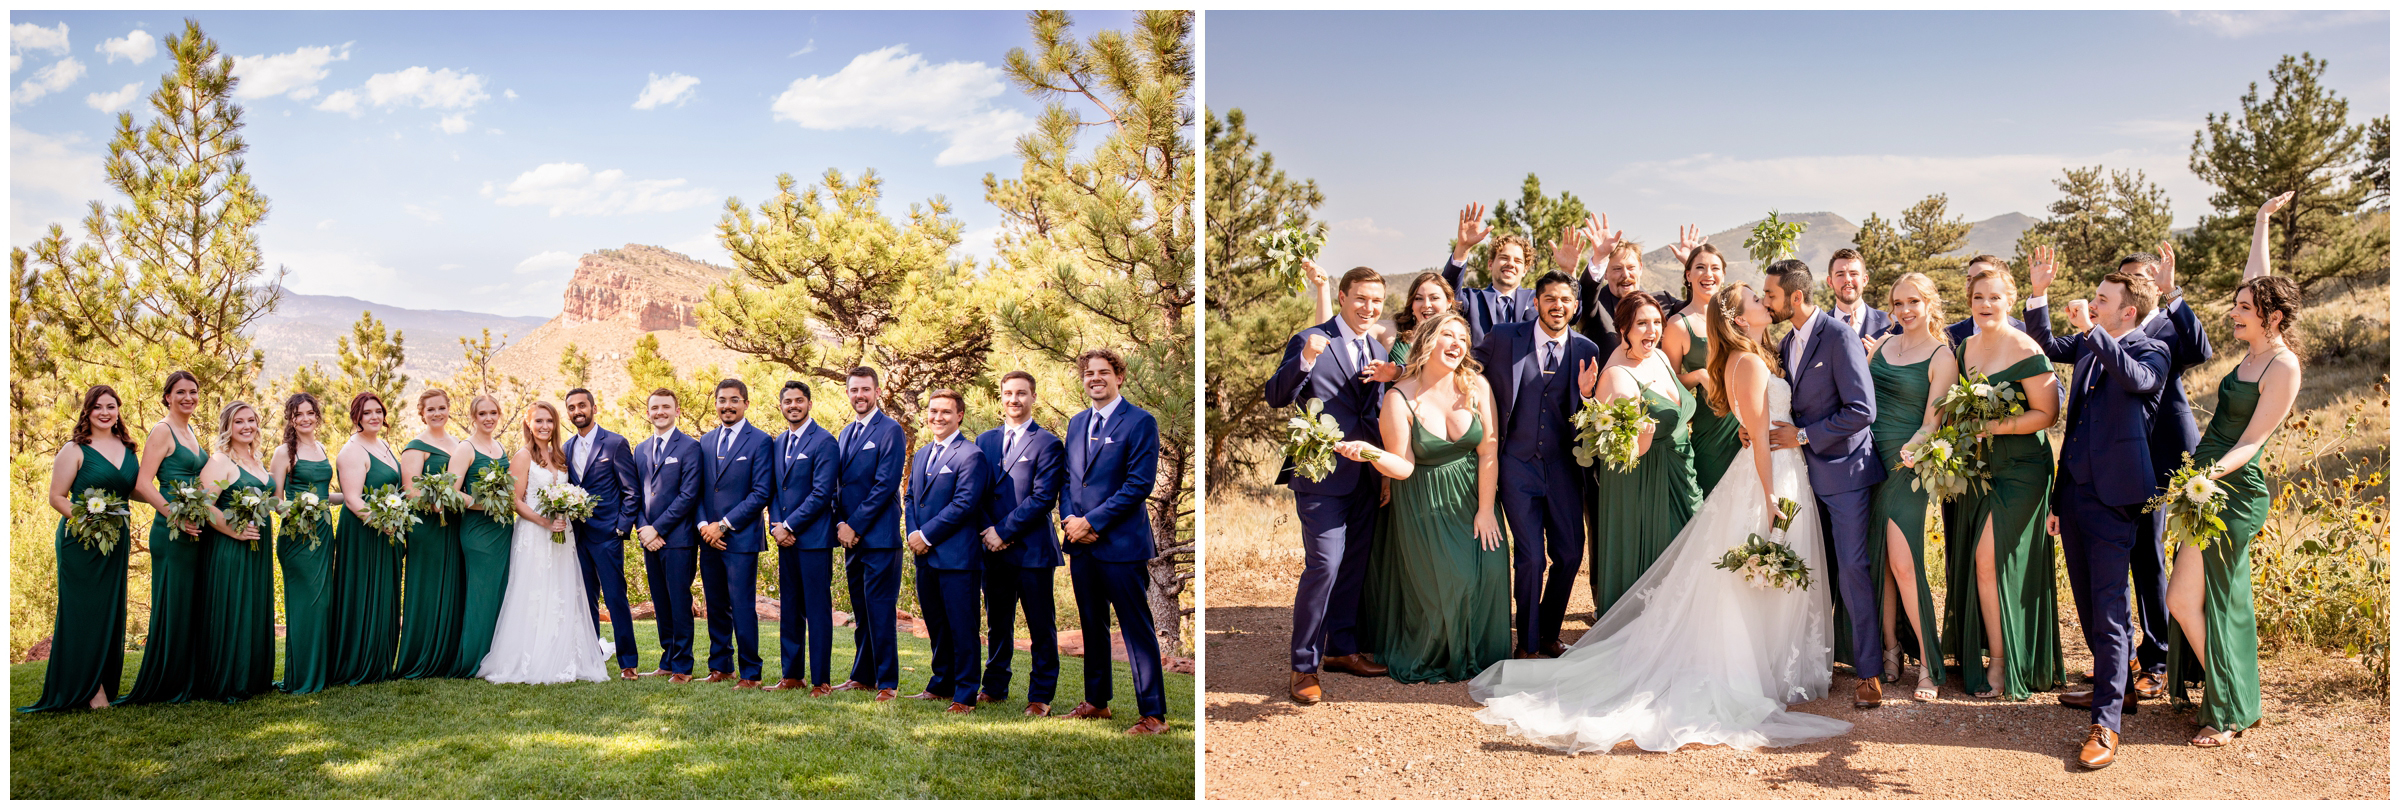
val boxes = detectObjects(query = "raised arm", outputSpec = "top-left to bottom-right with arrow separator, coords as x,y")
1304,258 -> 1335,324
2021,245 -> 2083,362
2083,325 -> 2168,395
2244,191 -> 2294,283
1445,202 -> 1491,289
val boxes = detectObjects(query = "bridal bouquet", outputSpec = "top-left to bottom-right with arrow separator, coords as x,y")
467,463 -> 517,524
2145,453 -> 2230,551
272,488 -> 336,551
1571,396 -> 1655,472
1261,226 -> 1326,295
1285,398 -> 1375,483
1715,496 -> 1814,592
360,484 -> 420,545
1902,424 -> 1985,502
64,488 -> 133,554
410,470 -> 470,527
158,478 -> 213,541
533,482 -> 595,544
216,482 -> 276,551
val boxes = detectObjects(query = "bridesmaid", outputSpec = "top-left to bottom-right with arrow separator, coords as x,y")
2164,211 -> 2305,747
1658,244 -> 1739,494
331,392 -> 404,686
393,388 -> 466,679
272,393 -> 338,694
449,393 -> 514,678
1344,312 -> 1509,682
195,402 -> 277,702
1944,264 -> 2065,700
119,370 -> 209,705
1585,291 -> 1703,615
20,386 -> 140,712
1866,273 -> 1956,701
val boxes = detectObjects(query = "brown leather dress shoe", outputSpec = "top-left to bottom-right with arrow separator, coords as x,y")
702,671 -> 734,683
1126,716 -> 1169,735
975,692 -> 998,704
641,668 -> 675,678
1062,701 -> 1115,719
872,688 -> 897,702
907,690 -> 943,700
807,683 -> 834,698
1323,654 -> 1389,677
1289,672 -> 1321,705
1541,641 -> 1569,658
762,678 -> 806,692
620,668 -> 641,681
732,679 -> 761,690
668,673 -> 693,684
1855,678 -> 1884,709
1023,702 -> 1052,717
1512,649 -> 1544,660
2131,671 -> 2164,700
945,702 -> 975,714
830,680 -> 869,692
2078,724 -> 2119,769
2059,688 -> 2137,715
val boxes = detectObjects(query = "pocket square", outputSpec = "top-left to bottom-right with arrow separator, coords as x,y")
794,452 -> 809,459
863,441 -> 877,450
1104,437 -> 1116,444
939,465 -> 955,474
664,457 -> 681,464
1018,456 -> 1033,465
1812,361 -> 1824,368
736,456 -> 749,461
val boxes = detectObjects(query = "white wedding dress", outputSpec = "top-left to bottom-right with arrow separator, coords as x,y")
1468,376 -> 1852,753
478,461 -> 612,684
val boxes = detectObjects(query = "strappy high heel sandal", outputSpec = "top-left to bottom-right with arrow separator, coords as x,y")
2190,726 -> 2244,748
1881,648 -> 1902,684
1913,670 -> 1939,701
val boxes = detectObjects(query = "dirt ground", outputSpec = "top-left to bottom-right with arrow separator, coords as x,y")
1201,571 -> 2391,800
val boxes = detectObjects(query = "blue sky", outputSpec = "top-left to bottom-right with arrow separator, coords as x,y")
11,10 -> 1137,317
1208,10 -> 2389,276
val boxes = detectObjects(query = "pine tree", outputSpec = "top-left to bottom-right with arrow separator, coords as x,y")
1854,194 -> 1972,310
334,311 -> 408,433
557,342 -> 592,399
2010,166 -> 2173,313
2189,53 -> 2379,293
617,333 -> 716,436
1203,107 -> 1323,488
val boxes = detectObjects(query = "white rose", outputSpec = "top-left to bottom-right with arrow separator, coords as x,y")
86,496 -> 106,513
1971,383 -> 1994,398
1930,438 -> 1951,455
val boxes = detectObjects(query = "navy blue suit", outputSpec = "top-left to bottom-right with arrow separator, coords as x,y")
977,422 -> 1065,704
696,421 -> 774,680
1442,256 -> 1534,341
769,421 -> 841,685
2033,297 -> 2211,675
1829,303 -> 1896,344
1061,399 -> 1166,719
633,429 -> 704,674
565,425 -> 641,670
1778,310 -> 1888,678
1582,281 -> 1689,358
908,433 -> 989,705
836,410 -> 909,689
2049,324 -> 2170,731
1473,320 -> 1602,654
1946,315 -> 2025,346
1263,317 -> 1385,673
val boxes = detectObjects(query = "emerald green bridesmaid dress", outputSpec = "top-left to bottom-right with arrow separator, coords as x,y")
117,435 -> 209,705
199,466 -> 276,702
1942,354 -> 2066,699
1587,383 -> 1703,616
330,450 -> 403,686
1388,339 -> 1411,365
451,445 -> 514,678
1359,401 -> 1509,683
276,456 -> 337,694
19,443 -> 138,712
391,438 -> 464,679
1839,347 -> 1945,685
1678,317 -> 1741,493
2165,366 -> 2273,732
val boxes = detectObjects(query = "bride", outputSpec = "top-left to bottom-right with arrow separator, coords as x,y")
1468,282 -> 1851,753
478,400 -> 612,684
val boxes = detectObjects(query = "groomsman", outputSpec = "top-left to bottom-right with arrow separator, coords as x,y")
830,367 -> 908,701
764,381 -> 841,695
1472,270 -> 1603,660
906,390 -> 990,712
1574,217 -> 1686,357
1824,249 -> 1895,343
975,370 -> 1066,715
1441,202 -> 1536,339
562,388 -> 643,680
2027,246 -> 2209,698
633,389 -> 703,682
1264,266 -> 1391,705
2042,272 -> 2171,769
1059,348 -> 1169,735
695,379 -> 774,689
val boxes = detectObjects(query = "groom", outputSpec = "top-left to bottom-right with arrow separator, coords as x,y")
1758,259 -> 1886,708
563,388 -> 643,680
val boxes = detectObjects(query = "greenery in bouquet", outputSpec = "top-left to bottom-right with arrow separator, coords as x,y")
2145,453 -> 2231,551
1903,424 -> 1986,501
216,480 -> 276,551
272,487 -> 337,551
1284,398 -> 1374,483
468,463 -> 517,524
360,483 -> 420,545
63,488 -> 133,554
533,482 -> 596,543
1261,226 -> 1326,296
1571,396 -> 1654,472
411,470 -> 470,527
158,478 -> 213,541
1715,496 -> 1814,591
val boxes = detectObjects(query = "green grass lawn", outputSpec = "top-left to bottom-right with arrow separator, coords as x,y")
9,620 -> 1194,799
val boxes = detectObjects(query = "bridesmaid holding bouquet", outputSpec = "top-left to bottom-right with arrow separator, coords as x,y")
119,371 -> 210,705
194,402 -> 277,702
331,392 -> 405,685
19,386 -> 140,712
272,393 -> 339,695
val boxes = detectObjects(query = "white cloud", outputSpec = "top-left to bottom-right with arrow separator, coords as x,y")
12,22 -> 69,73
315,219 -> 336,231
488,162 -> 714,217
504,89 -> 517,100
84,81 -> 141,112
789,40 -> 816,57
950,225 -> 1004,263
512,249 -> 580,276
314,89 -> 360,116
2171,10 -> 2385,39
437,113 -> 470,134
404,203 -> 441,222
486,128 -> 504,135
270,248 -> 403,304
632,71 -> 700,110
96,29 -> 155,65
2103,118 -> 2201,143
231,44 -> 349,100
1332,217 -> 1403,241
362,66 -> 488,109
10,126 -> 112,247
770,45 -> 1036,166
16,56 -> 84,104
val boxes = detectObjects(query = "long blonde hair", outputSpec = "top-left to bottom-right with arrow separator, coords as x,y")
1887,272 -> 1946,338
1705,283 -> 1781,417
520,400 -> 568,471
1395,311 -> 1484,404
214,401 -> 258,462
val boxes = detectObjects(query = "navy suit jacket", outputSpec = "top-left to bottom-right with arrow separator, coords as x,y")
564,426 -> 639,540
1946,315 -> 2026,346
1441,256 -> 1533,340
2029,297 -> 2211,484
1061,400 -> 1159,564
2051,325 -> 2171,507
978,422 -> 1065,569
769,421 -> 842,551
1778,311 -> 1885,495
1263,317 -> 1386,494
634,429 -> 704,550
906,435 -> 989,571
697,421 -> 775,553
1829,304 -> 1896,342
1581,280 -> 1689,356
1473,320 -> 1603,464
835,411 -> 909,550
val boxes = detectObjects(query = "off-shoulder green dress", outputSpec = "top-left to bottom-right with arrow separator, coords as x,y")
392,438 -> 465,679
1942,354 -> 2065,699
452,444 -> 514,678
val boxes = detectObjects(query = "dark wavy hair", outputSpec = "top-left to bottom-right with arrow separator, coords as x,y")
349,391 -> 388,433
159,369 -> 199,407
1392,271 -> 1457,336
279,393 -> 322,468
1614,290 -> 1664,342
2238,275 -> 2306,361
73,385 -> 134,447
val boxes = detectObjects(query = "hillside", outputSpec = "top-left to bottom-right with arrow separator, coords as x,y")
251,288 -> 548,383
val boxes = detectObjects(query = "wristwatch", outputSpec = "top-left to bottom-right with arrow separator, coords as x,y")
1796,427 -> 1810,446
2162,285 -> 2184,304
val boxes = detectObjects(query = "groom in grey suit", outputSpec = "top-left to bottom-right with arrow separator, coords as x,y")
1759,259 -> 1888,708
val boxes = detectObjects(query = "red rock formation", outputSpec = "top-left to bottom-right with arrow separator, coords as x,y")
557,244 -> 730,332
